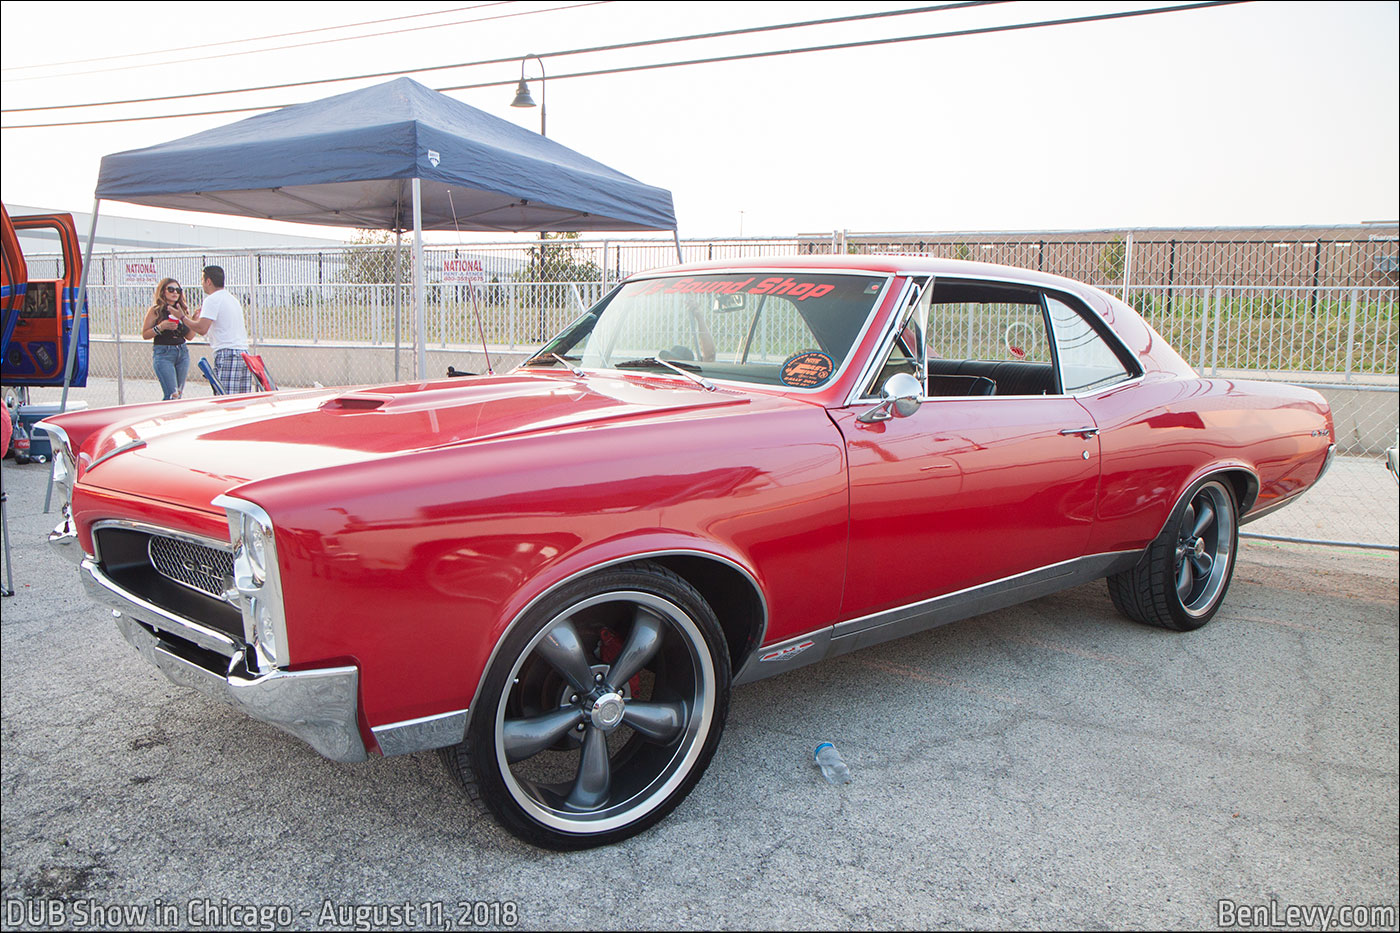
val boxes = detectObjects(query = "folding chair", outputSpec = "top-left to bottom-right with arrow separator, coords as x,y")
198,357 -> 227,395
241,353 -> 277,391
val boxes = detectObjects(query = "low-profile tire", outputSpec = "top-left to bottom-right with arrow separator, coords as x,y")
444,561 -> 730,850
1108,478 -> 1239,631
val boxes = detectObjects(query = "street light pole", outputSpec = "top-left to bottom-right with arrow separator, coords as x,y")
511,54 -> 549,337
510,53 -> 546,137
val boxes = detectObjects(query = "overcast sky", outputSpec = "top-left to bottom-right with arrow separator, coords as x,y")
1,0 -> 1395,240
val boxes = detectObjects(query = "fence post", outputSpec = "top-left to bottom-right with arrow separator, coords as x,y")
1344,287 -> 1359,382
1211,289 -> 1222,376
1122,232 -> 1134,303
246,249 -> 260,352
1198,288 -> 1211,373
111,252 -> 125,406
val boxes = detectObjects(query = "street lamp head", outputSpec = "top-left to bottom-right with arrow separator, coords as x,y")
511,80 -> 537,109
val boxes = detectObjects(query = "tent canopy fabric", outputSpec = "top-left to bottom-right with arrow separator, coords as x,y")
95,78 -> 676,233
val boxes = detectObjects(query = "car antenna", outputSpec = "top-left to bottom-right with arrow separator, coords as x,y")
448,190 -> 494,375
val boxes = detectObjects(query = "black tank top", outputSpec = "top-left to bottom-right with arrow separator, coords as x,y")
153,315 -> 189,346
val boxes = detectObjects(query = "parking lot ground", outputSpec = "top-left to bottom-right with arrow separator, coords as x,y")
1,454 -> 1396,931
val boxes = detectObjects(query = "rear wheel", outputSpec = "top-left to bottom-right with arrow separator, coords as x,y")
441,562 -> 730,849
1108,478 -> 1238,631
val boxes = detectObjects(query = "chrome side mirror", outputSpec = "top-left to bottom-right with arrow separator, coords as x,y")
857,372 -> 923,423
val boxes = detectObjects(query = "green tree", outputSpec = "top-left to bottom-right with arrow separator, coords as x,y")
1097,236 -> 1127,282
341,228 -> 409,285
516,232 -> 602,283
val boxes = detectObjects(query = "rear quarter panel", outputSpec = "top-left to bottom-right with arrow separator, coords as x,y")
1083,375 -> 1332,554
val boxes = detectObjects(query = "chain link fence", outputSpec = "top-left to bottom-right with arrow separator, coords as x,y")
19,226 -> 1398,549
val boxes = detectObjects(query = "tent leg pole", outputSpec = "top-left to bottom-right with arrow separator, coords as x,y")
394,231 -> 402,382
412,179 -> 426,382
46,198 -> 101,514
673,228 -> 682,264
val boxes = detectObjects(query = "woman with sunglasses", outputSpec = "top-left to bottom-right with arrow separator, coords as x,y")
142,277 -> 194,399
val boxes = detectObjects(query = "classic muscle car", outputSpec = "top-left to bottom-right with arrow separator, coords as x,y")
42,256 -> 1334,849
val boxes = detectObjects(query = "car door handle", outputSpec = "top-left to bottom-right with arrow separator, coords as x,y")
1059,427 -> 1100,439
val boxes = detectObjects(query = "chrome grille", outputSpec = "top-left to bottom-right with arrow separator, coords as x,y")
147,536 -> 234,599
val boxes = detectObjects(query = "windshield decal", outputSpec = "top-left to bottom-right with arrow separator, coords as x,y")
637,276 -> 835,301
780,351 -> 835,388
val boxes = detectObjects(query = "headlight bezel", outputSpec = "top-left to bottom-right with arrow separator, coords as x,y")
213,494 -> 288,674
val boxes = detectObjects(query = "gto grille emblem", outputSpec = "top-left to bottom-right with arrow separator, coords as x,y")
182,556 -> 219,576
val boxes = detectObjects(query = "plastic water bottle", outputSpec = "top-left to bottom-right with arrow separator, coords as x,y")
814,743 -> 852,784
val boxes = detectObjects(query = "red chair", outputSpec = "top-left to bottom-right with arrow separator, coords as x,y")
241,353 -> 277,391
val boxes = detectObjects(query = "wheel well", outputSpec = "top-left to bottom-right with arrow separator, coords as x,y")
1218,469 -> 1259,515
649,555 -> 765,673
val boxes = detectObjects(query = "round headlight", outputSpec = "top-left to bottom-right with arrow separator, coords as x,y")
246,521 -> 270,584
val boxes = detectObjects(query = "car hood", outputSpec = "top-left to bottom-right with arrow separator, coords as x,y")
78,372 -> 754,511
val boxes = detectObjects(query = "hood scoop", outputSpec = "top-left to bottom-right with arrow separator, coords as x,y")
321,393 -> 390,412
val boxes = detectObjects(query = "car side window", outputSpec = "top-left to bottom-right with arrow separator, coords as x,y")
1045,295 -> 1133,393
923,280 -> 1058,397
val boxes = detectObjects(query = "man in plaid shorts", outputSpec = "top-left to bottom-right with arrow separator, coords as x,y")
186,265 -> 256,394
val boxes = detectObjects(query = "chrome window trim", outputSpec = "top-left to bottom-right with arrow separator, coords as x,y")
551,268 -> 896,396
466,549 -> 769,731
844,276 -> 925,407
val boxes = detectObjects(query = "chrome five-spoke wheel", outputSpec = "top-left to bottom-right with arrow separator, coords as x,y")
443,563 -> 730,849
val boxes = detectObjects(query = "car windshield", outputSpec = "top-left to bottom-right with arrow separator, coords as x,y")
527,272 -> 890,390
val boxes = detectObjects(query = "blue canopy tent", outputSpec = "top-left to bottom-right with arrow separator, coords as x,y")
59,77 -> 678,408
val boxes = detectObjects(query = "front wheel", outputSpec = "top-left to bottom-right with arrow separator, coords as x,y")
1108,478 -> 1239,631
441,562 -> 730,849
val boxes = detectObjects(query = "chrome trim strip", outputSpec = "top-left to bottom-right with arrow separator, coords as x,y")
1240,475 -> 1324,526
91,518 -> 231,555
371,710 -> 470,757
466,549 -> 770,731
114,614 -> 366,763
828,551 -> 1141,658
82,557 -> 241,658
88,438 -> 147,470
734,551 -> 1142,686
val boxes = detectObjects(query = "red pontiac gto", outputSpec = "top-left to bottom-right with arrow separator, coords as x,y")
42,256 -> 1333,849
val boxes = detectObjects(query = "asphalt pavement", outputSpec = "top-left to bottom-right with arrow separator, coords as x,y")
1,453 -> 1396,931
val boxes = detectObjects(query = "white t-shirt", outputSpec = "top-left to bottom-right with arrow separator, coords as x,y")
199,289 -> 248,353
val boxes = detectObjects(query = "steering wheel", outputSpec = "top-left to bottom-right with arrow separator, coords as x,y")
1004,321 -> 1035,360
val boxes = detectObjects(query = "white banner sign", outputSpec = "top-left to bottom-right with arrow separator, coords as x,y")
122,261 -> 160,287
442,258 -> 486,284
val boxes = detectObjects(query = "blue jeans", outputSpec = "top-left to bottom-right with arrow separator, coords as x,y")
152,344 -> 190,400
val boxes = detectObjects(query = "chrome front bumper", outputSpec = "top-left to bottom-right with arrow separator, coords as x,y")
65,537 -> 367,763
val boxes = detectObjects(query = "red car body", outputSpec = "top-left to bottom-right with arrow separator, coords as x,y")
42,256 -> 1333,848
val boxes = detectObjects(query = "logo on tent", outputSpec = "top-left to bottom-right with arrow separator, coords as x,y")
428,149 -> 441,167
